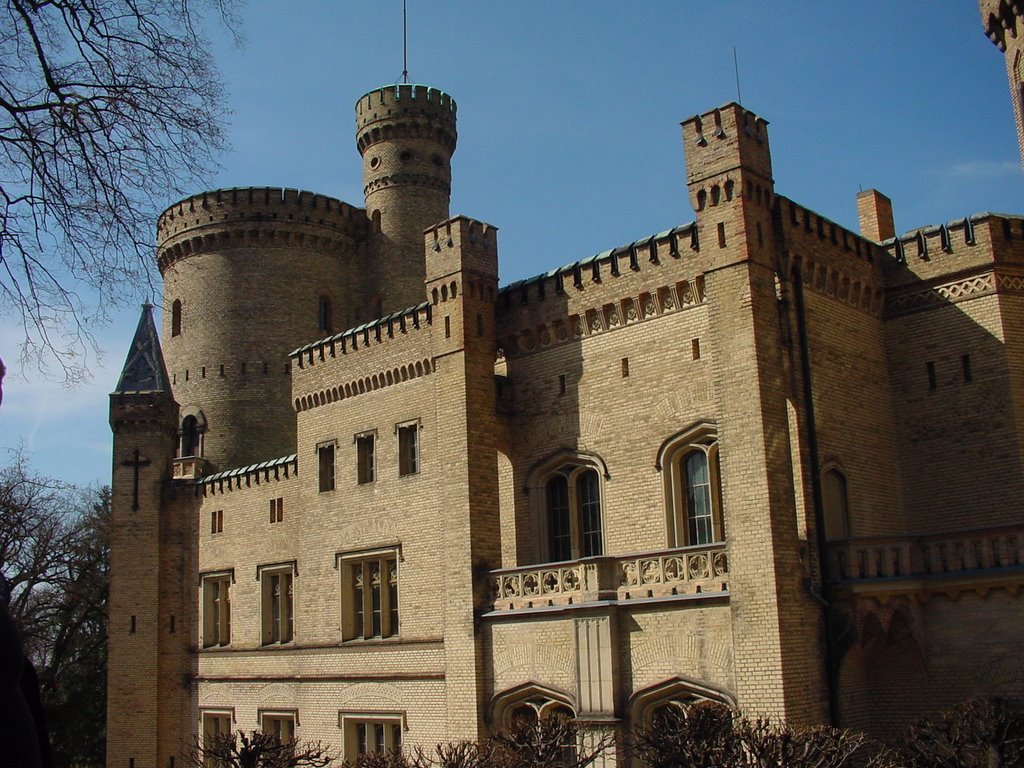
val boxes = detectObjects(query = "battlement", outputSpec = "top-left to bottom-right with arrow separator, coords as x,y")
288,302 -> 434,415
355,84 -> 457,154
681,102 -> 772,187
881,212 -> 1024,285
198,454 -> 298,497
157,187 -> 367,260
425,216 -> 499,281
980,0 -> 1023,51
356,84 -> 456,126
498,223 -> 698,312
290,302 -> 432,368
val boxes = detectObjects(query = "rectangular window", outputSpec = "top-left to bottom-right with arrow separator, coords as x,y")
397,424 -> 419,476
260,565 -> 294,645
962,354 -> 973,383
202,711 -> 233,759
356,433 -> 376,484
926,361 -> 937,390
340,551 -> 399,641
340,714 -> 403,758
211,509 -> 223,534
270,498 -> 284,523
261,711 -> 296,743
202,574 -> 231,647
318,442 -> 336,492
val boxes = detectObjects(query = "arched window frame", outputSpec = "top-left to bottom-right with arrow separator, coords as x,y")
657,422 -> 724,548
527,451 -> 609,564
490,682 -> 576,730
821,463 -> 851,541
627,676 -> 736,730
178,408 -> 206,458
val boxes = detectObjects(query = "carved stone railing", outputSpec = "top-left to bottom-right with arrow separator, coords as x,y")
172,456 -> 208,481
490,543 -> 728,611
826,525 -> 1024,583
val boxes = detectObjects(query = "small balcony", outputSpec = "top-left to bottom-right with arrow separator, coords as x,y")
490,543 -> 728,612
172,455 -> 208,481
825,525 -> 1024,583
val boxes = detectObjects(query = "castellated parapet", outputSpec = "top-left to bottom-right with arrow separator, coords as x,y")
356,85 -> 458,314
681,102 -> 773,189
157,186 -> 369,473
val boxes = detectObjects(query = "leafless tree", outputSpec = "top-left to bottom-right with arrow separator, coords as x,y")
186,730 -> 339,768
490,712 -> 611,768
0,0 -> 238,382
877,698 -> 1024,768
0,450 -> 110,766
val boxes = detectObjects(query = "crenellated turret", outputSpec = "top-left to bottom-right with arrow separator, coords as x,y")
156,187 -> 367,472
356,84 -> 458,313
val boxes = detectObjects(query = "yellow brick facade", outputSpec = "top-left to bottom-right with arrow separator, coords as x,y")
107,71 -> 1024,768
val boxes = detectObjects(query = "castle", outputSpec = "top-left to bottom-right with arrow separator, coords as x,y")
106,5 -> 1024,766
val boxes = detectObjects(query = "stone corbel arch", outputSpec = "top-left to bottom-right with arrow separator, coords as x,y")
626,675 -> 736,728
489,681 -> 576,728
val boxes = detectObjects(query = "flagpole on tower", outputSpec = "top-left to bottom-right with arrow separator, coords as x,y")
402,0 -> 409,84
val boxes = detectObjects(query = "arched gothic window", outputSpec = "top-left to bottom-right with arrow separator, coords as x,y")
171,299 -> 182,337
487,684 -> 577,733
658,423 -> 724,548
822,467 -> 851,540
627,676 -> 736,729
542,464 -> 603,562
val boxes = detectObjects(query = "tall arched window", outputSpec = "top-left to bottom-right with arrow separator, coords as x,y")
171,299 -> 182,337
822,467 -> 851,540
179,413 -> 205,458
541,465 -> 603,562
318,295 -> 333,333
658,423 -> 724,548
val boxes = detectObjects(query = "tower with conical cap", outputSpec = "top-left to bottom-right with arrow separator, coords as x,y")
357,84 -> 458,312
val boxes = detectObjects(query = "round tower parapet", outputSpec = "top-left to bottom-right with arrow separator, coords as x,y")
355,85 -> 458,314
157,186 -> 366,472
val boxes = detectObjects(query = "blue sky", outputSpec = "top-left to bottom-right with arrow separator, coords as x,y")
3,0 -> 1023,487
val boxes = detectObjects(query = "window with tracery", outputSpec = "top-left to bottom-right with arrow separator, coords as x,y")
260,564 -> 294,645
340,550 -> 399,640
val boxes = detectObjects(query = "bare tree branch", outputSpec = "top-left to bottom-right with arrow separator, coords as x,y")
0,0 -> 238,382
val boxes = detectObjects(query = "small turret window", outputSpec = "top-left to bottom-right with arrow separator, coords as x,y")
171,299 -> 182,337
318,295 -> 333,333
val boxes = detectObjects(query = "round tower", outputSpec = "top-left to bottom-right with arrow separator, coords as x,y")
356,84 -> 457,314
156,186 -> 368,472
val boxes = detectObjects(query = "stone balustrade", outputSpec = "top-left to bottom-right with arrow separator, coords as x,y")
826,525 -> 1024,583
490,543 -> 728,611
172,456 -> 208,481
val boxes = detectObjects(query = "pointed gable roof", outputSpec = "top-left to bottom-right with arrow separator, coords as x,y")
114,304 -> 171,394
